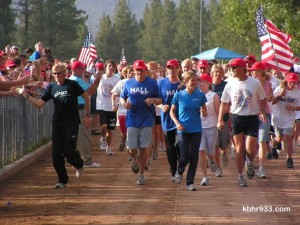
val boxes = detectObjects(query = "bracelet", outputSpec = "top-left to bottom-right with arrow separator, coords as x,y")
25,94 -> 30,100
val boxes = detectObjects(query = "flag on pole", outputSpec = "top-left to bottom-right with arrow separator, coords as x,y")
120,48 -> 127,66
256,6 -> 293,73
78,31 -> 98,68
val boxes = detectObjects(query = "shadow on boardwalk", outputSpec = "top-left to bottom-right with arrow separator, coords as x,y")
0,130 -> 299,224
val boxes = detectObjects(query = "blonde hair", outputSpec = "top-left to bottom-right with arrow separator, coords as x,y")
52,63 -> 66,76
147,61 -> 158,71
181,59 -> 192,68
32,60 -> 43,81
178,70 -> 196,89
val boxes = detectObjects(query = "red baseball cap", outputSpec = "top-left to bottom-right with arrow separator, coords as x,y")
248,62 -> 266,71
133,60 -> 147,70
229,58 -> 246,68
72,61 -> 85,70
166,59 -> 179,68
197,60 -> 208,68
5,60 -> 16,68
244,55 -> 257,63
285,73 -> 298,83
95,62 -> 104,70
199,73 -> 212,83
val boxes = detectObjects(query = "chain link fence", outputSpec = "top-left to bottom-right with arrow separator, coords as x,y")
0,94 -> 54,168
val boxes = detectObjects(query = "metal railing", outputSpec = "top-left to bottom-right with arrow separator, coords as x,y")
0,94 -> 53,168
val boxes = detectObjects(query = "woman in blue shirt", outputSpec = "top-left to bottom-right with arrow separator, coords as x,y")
170,70 -> 207,191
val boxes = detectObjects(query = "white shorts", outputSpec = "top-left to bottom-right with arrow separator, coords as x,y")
199,127 -> 218,156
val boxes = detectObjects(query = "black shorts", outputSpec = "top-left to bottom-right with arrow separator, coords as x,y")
155,115 -> 161,125
231,114 -> 259,137
99,110 -> 117,130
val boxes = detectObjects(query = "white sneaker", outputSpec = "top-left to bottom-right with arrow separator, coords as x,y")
55,182 -> 66,189
159,143 -> 166,152
186,184 -> 196,191
230,144 -> 235,159
105,146 -> 113,155
209,160 -> 217,172
84,162 -> 101,168
215,168 -> 222,177
174,171 -> 182,184
200,177 -> 209,186
257,167 -> 267,178
99,138 -> 107,151
75,167 -> 84,178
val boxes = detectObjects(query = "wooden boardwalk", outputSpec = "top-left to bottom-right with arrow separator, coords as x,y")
0,130 -> 299,224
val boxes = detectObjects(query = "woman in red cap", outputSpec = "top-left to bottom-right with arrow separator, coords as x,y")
271,73 -> 300,168
198,73 -> 220,186
249,62 -> 274,178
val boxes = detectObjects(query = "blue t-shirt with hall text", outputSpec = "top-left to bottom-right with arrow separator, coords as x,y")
121,76 -> 161,128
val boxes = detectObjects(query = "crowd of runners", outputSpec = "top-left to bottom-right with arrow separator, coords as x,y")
1,42 -> 300,190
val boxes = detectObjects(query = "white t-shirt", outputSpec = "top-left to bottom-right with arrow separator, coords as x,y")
272,86 -> 300,128
201,90 -> 218,128
111,79 -> 127,116
221,76 -> 266,115
96,74 -> 120,111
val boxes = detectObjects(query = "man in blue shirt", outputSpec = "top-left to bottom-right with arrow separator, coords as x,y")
70,60 -> 101,168
120,60 -> 162,185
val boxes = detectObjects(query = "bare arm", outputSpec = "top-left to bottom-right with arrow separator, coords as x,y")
170,104 -> 184,131
217,102 -> 230,130
86,74 -> 101,96
82,92 -> 91,128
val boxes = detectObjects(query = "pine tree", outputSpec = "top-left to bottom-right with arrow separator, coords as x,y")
0,0 -> 16,48
112,0 -> 139,63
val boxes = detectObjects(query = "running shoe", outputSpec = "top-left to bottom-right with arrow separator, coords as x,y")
238,175 -> 248,187
200,177 -> 209,186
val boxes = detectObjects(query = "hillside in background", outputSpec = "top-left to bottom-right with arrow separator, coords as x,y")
75,0 -> 180,36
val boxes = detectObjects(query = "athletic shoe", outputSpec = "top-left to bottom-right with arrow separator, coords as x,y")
99,138 -> 107,151
238,175 -> 248,187
131,162 -> 139,174
215,168 -> 223,177
200,177 -> 209,186
186,184 -> 196,191
171,176 -> 175,181
266,152 -> 273,160
174,171 -> 182,184
286,158 -> 294,168
91,130 -> 101,135
105,146 -> 113,155
230,144 -> 235,159
84,162 -> 101,168
209,160 -> 217,172
245,161 -> 255,179
159,143 -> 166,152
271,147 -> 279,159
75,167 -> 84,178
221,152 -> 229,166
137,174 -> 145,185
257,167 -> 267,178
119,141 -> 125,151
152,150 -> 158,160
55,182 -> 66,189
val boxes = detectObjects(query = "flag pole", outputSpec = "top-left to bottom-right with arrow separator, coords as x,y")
261,6 -> 280,72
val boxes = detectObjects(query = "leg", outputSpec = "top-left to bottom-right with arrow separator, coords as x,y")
52,123 -> 68,184
232,133 -> 245,174
164,129 -> 179,177
186,132 -> 201,185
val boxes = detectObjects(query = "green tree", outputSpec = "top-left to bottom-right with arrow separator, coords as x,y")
15,0 -> 87,60
0,0 -> 16,47
96,15 -> 115,61
138,0 -> 163,62
112,0 -> 139,63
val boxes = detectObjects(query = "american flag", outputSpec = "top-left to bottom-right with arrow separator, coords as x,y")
120,48 -> 127,66
256,6 -> 293,73
78,31 -> 98,68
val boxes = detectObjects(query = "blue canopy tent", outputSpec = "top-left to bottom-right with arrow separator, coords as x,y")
191,47 -> 245,60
